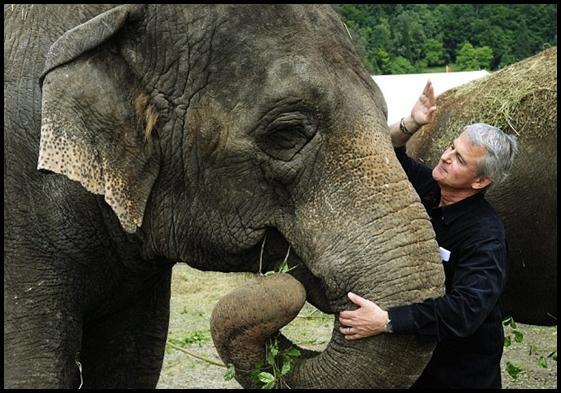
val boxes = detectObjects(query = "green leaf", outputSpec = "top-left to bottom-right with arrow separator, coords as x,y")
506,361 -> 523,379
266,351 -> 275,366
224,364 -> 236,381
264,270 -> 276,276
285,347 -> 301,358
263,380 -> 276,389
250,370 -> 262,384
502,317 -> 518,328
266,341 -> 278,366
503,335 -> 511,347
538,356 -> 548,368
281,358 -> 293,376
512,330 -> 524,343
270,343 -> 279,357
278,246 -> 291,273
257,372 -> 275,384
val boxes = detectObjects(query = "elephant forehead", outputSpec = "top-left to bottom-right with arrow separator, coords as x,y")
266,56 -> 314,84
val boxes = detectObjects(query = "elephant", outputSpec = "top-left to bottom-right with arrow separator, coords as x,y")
4,4 -> 445,388
406,47 -> 557,326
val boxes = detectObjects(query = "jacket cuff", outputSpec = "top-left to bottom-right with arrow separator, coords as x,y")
388,305 -> 416,334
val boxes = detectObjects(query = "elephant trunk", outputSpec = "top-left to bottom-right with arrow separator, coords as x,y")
211,123 -> 445,387
210,274 -> 308,388
210,272 -> 437,389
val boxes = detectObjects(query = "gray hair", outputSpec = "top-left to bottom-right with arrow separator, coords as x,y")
463,123 -> 518,188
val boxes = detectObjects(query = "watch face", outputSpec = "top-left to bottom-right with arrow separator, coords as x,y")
386,320 -> 393,333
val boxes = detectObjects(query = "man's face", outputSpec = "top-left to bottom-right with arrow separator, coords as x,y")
432,130 -> 489,190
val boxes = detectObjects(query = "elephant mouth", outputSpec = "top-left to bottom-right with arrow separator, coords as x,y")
240,227 -> 333,314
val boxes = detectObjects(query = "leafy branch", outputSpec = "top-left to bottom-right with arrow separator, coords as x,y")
503,316 -> 526,380
502,317 -> 557,381
225,243 -> 301,388
250,335 -> 302,389
258,234 -> 298,276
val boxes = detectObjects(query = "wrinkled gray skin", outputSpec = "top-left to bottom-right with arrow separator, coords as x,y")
4,5 -> 443,388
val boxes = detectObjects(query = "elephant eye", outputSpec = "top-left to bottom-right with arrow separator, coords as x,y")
256,112 -> 317,161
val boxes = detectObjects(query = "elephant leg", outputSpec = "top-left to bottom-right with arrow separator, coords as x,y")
80,268 -> 172,388
4,280 -> 83,388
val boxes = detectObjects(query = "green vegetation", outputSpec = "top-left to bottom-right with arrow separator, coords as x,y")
168,331 -> 211,347
503,317 -> 557,381
158,266 -> 556,388
223,336 -> 301,389
247,335 -> 302,389
334,4 -> 557,74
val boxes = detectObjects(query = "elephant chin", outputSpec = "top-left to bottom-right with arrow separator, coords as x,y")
210,273 -> 435,389
210,274 -> 309,388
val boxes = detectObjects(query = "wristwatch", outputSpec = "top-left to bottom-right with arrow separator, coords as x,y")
385,317 -> 394,333
400,117 -> 413,136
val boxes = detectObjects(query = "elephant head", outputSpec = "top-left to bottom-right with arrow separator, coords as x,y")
37,5 -> 444,387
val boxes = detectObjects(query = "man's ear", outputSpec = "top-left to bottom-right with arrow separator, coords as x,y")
472,176 -> 493,190
38,5 -> 160,233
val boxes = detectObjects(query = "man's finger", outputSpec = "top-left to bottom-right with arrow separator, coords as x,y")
423,79 -> 432,94
347,291 -> 368,306
339,311 -> 357,321
343,333 -> 363,341
339,316 -> 354,326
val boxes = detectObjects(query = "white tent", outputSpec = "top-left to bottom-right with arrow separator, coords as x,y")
372,70 -> 490,125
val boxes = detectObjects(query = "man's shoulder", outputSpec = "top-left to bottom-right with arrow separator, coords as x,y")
458,197 -> 505,242
478,197 -> 504,229
468,212 -> 505,249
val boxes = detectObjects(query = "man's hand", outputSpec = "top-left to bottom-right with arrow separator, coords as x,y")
410,79 -> 437,127
338,292 -> 389,340
389,79 -> 437,147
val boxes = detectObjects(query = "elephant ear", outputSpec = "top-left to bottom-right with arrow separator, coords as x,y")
38,4 -> 159,233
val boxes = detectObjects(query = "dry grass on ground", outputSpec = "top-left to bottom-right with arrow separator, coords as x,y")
157,265 -> 557,389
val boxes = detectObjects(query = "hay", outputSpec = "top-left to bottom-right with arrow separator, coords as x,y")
407,47 -> 557,164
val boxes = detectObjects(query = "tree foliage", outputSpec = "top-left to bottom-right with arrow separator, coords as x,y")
335,4 -> 557,74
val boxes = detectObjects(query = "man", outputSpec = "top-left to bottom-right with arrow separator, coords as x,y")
338,80 -> 518,389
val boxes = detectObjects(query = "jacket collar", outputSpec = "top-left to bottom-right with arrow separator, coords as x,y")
432,191 -> 486,225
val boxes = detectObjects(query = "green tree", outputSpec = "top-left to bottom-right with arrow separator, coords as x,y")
473,46 -> 494,70
335,4 -> 557,75
455,42 -> 494,71
423,38 -> 445,66
374,47 -> 391,74
455,42 -> 479,70
387,56 -> 416,74
436,4 -> 477,62
498,53 -> 517,69
391,10 -> 427,65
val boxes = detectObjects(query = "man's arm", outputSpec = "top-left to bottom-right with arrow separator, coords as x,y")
339,236 -> 507,342
389,79 -> 437,147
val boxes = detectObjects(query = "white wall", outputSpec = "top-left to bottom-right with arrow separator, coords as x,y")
372,70 -> 490,125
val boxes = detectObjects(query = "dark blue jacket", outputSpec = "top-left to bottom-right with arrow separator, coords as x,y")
389,147 -> 507,389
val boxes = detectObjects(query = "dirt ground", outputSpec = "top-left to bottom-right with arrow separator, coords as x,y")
156,265 -> 557,389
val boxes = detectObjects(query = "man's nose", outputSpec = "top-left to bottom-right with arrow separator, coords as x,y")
440,149 -> 452,163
